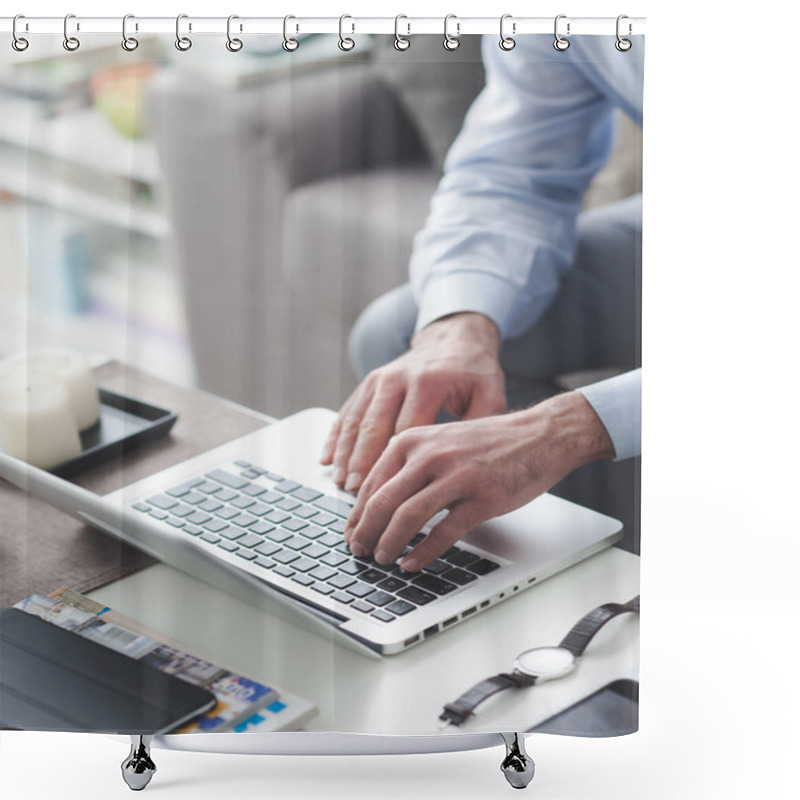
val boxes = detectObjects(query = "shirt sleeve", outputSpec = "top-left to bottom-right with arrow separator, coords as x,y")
578,368 -> 641,461
410,35 -> 617,338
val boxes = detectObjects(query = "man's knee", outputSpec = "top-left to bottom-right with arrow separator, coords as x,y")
348,284 -> 417,380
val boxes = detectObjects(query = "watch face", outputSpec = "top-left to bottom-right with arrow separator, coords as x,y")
514,647 -> 577,681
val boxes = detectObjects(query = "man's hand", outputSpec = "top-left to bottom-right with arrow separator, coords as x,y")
343,391 -> 615,572
320,312 -> 506,492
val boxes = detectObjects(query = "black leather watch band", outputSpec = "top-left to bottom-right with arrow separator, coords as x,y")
558,595 -> 640,658
439,672 -> 538,727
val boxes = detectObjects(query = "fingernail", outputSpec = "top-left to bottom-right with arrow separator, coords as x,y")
400,557 -> 418,572
375,549 -> 390,565
343,527 -> 352,542
332,467 -> 345,486
344,472 -> 361,492
349,542 -> 366,557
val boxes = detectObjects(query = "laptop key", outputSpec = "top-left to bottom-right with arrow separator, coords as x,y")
444,549 -> 480,569
292,557 -> 318,573
282,518 -> 308,533
285,536 -> 310,551
360,568 -> 386,584
133,502 -> 150,512
166,517 -> 185,528
148,494 -> 177,510
412,573 -> 457,596
203,519 -> 229,534
186,511 -> 212,526
316,532 -> 340,548
272,565 -> 295,578
265,510 -> 291,525
217,541 -> 239,553
183,491 -> 207,505
200,533 -> 221,544
311,582 -> 335,596
197,481 -> 222,494
320,552 -> 348,568
251,521 -> 275,536
331,591 -> 354,605
328,519 -> 347,534
422,559 -> 450,576
184,525 -> 202,536
340,561 -> 368,576
347,582 -> 375,599
219,527 -> 246,541
350,601 -> 375,614
248,503 -> 271,516
371,610 -> 396,623
313,495 -> 354,518
302,543 -> 328,560
309,565 -> 336,582
397,586 -> 437,606
171,504 -> 195,518
273,549 -> 300,565
328,574 -> 356,590
365,590 -> 394,607
276,480 -> 302,494
216,507 -> 240,520
231,513 -> 257,528
469,558 -> 501,575
240,468 -> 261,480
385,599 -> 415,616
292,486 -> 323,503
276,497 -> 301,512
267,529 -> 293,544
237,533 -> 266,549
234,460 -> 251,468
198,499 -> 223,513
301,525 -> 326,540
255,541 -> 281,557
440,568 -> 478,586
253,556 -> 274,568
259,490 -> 283,504
149,509 -> 168,520
236,551 -> 258,562
207,469 -> 249,490
216,489 -> 238,502
292,574 -> 315,587
377,577 -> 408,593
166,478 -> 204,497
294,505 -> 320,519
231,495 -> 256,509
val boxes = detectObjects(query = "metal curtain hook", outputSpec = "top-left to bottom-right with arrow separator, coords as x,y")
175,13 -> 192,51
443,14 -> 460,51
499,14 -> 516,51
12,14 -> 29,51
394,14 -> 410,51
615,14 -> 632,51
338,14 -> 355,51
226,15 -> 243,51
282,15 -> 299,51
553,14 -> 570,51
63,13 -> 80,51
122,14 -> 139,51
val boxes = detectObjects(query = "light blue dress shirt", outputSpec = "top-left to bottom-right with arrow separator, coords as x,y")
409,34 -> 644,460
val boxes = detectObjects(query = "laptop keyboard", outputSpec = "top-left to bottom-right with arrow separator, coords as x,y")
132,460 -> 500,625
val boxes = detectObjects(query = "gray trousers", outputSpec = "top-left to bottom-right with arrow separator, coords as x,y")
348,193 -> 642,553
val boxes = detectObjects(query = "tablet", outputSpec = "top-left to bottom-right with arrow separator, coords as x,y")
0,608 -> 216,734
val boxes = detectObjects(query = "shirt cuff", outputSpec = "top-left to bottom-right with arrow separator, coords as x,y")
414,271 -> 521,337
578,369 -> 641,461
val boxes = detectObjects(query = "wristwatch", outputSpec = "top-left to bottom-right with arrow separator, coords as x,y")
439,595 -> 640,727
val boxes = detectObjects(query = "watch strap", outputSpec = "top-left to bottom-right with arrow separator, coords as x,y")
439,672 -> 538,727
558,595 -> 640,658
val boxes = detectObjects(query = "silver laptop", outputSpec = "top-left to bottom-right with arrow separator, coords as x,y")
0,407 -> 622,656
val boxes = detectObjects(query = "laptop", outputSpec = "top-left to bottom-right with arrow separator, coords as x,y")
0,407 -> 622,656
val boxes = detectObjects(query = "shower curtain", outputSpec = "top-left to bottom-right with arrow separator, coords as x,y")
0,15 -> 643,775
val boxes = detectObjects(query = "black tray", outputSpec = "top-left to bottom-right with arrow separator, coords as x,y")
48,388 -> 177,478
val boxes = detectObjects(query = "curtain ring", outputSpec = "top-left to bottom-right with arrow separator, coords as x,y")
282,15 -> 299,51
443,14 -> 460,51
338,14 -> 355,51
175,13 -> 192,51
12,15 -> 29,52
553,14 -> 570,51
394,14 -> 410,51
226,15 -> 243,51
499,14 -> 516,51
615,15 -> 632,51
63,13 -> 80,51
122,14 -> 139,51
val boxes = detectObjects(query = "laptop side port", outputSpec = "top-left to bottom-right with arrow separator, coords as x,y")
442,616 -> 458,628
480,600 -> 490,609
423,624 -> 439,639
404,635 -> 420,647
462,606 -> 477,617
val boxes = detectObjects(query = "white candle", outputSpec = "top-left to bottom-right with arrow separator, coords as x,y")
2,349 -> 100,431
0,368 -> 82,469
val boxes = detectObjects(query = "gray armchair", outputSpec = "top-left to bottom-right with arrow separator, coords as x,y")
147,36 -> 640,417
